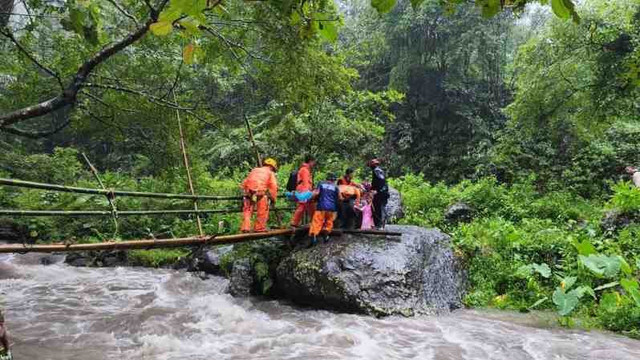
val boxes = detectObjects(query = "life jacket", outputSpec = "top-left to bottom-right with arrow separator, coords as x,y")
316,181 -> 339,212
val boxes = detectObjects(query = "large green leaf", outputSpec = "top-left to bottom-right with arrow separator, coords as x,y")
572,285 -> 596,299
371,0 -> 397,14
579,255 -> 622,278
150,21 -> 173,36
317,19 -> 338,43
553,288 -> 579,316
561,276 -> 577,290
532,263 -> 551,278
551,0 -> 570,19
599,292 -> 619,312
620,278 -> 640,307
573,238 -> 596,256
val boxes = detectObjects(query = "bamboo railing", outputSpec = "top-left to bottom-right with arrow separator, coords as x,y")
0,178 -> 244,201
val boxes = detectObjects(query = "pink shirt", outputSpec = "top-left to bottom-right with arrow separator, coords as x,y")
356,203 -> 374,230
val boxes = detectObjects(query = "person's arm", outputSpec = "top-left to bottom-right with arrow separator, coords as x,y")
268,172 -> 278,203
355,188 -> 361,204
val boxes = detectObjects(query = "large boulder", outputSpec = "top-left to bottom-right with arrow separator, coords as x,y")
601,210 -> 640,233
198,245 -> 234,274
385,187 -> 404,223
228,258 -> 253,297
275,225 -> 464,316
445,202 -> 474,224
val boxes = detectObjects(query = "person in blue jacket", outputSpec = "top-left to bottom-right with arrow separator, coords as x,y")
308,173 -> 342,245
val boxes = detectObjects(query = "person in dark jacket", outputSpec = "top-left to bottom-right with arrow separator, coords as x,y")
308,173 -> 342,245
368,158 -> 389,229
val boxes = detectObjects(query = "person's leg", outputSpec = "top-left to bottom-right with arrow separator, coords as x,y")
346,198 -> 355,229
372,194 -> 383,227
337,200 -> 344,229
241,197 -> 253,232
324,212 -> 336,233
309,211 -> 325,236
291,202 -> 306,226
307,202 -> 316,221
254,196 -> 270,232
379,193 -> 389,228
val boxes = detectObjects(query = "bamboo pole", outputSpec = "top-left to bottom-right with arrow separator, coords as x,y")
81,153 -> 119,235
0,207 -> 295,217
0,228 -> 402,254
173,90 -> 203,236
243,113 -> 262,167
0,178 -> 245,201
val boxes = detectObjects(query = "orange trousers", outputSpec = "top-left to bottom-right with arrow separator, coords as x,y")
291,201 -> 315,226
309,211 -> 336,236
241,196 -> 269,232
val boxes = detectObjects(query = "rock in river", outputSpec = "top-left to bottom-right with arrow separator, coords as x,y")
275,225 -> 464,316
386,187 -> 404,223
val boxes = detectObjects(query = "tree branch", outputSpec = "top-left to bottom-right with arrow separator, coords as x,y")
0,0 -> 169,130
0,118 -> 71,139
105,0 -> 139,25
84,83 -> 196,111
0,27 -> 63,89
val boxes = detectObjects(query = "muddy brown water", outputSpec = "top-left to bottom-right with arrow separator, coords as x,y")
0,253 -> 639,360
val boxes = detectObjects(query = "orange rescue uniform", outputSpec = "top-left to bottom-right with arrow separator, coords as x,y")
241,166 -> 278,232
291,162 -> 315,226
338,185 -> 361,203
309,211 -> 336,236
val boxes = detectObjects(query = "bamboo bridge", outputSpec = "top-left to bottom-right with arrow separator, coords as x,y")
0,176 -> 400,254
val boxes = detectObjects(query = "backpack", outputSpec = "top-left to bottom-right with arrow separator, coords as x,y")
286,170 -> 298,192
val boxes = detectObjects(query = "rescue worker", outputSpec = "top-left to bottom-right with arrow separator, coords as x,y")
337,168 -> 357,186
309,173 -> 342,245
625,166 -> 640,188
368,158 -> 389,229
338,183 -> 361,229
291,155 -> 317,227
240,158 -> 278,233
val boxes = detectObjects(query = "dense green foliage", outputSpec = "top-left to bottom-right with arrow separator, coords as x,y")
393,174 -> 640,337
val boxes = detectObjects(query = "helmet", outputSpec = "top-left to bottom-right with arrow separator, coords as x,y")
263,158 -> 278,170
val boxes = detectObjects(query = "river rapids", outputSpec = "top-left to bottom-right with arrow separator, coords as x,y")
0,253 -> 639,360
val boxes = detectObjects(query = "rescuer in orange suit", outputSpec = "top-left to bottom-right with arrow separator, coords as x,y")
290,155 -> 317,227
241,158 -> 278,233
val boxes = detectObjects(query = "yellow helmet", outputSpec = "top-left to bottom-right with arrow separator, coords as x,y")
263,158 -> 278,170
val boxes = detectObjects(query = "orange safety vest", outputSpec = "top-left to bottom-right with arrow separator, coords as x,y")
242,166 -> 278,200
